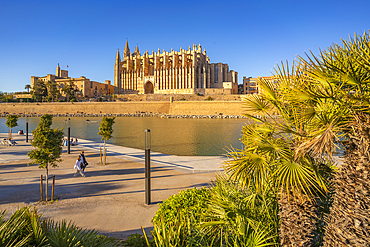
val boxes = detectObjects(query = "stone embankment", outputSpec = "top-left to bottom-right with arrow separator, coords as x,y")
0,112 -> 248,119
0,101 -> 246,117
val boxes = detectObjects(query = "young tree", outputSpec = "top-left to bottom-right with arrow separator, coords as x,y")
5,115 -> 18,140
28,114 -> 64,201
98,116 -> 115,165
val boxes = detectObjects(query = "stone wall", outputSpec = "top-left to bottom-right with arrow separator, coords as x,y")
0,101 -> 244,116
116,94 -> 242,102
169,101 -> 243,115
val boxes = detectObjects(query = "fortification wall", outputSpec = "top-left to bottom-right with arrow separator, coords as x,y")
0,101 -> 244,116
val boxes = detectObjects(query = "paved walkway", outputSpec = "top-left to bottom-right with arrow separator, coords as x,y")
0,133 -> 226,172
0,133 -> 221,239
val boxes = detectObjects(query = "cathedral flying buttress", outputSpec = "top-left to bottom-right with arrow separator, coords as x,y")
114,41 -> 238,95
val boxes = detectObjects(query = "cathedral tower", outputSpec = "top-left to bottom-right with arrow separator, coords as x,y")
114,49 -> 121,90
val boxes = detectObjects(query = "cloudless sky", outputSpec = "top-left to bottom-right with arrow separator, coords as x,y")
1,0 -> 369,92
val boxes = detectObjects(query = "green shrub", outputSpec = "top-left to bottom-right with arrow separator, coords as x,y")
205,96 -> 213,101
123,233 -> 150,246
0,207 -> 119,246
152,187 -> 210,225
150,187 -> 210,246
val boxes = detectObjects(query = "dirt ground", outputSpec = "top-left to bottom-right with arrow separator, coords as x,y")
0,146 -> 216,239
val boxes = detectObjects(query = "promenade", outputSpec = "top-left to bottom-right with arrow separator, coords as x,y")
0,133 -> 224,239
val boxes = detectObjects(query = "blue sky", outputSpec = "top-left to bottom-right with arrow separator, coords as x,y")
1,0 -> 369,92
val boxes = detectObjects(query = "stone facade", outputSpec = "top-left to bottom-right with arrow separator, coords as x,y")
242,76 -> 275,94
114,41 -> 238,95
31,65 -> 114,98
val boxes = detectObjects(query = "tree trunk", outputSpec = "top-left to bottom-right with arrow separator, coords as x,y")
279,193 -> 319,247
323,115 -> 370,246
9,129 -> 12,140
45,165 -> 49,201
104,139 -> 106,165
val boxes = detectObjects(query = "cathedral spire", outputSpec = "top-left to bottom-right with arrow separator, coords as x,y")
116,48 -> 120,61
123,40 -> 130,58
134,44 -> 140,57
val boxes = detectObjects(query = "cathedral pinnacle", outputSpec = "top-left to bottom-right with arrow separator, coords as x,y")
124,40 -> 130,58
116,49 -> 120,61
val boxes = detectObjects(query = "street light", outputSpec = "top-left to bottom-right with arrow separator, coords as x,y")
67,118 -> 71,154
145,129 -> 151,205
25,115 -> 28,142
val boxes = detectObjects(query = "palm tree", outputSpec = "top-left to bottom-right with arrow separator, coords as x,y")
197,174 -> 279,246
296,32 -> 370,246
25,84 -> 31,93
225,61 -> 334,246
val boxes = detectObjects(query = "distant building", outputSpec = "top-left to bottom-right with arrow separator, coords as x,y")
114,41 -> 238,95
31,64 -> 114,98
242,76 -> 275,94
13,94 -> 32,99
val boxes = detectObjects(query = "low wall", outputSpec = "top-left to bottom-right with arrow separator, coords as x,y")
0,101 -> 244,116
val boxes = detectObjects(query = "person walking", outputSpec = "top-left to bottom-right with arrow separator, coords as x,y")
80,151 -> 88,172
74,155 -> 85,177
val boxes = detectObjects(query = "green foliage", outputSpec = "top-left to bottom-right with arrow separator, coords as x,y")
153,187 -> 210,225
194,175 -> 278,246
0,207 -> 119,246
47,220 -> 118,247
5,114 -> 19,140
28,114 -> 64,170
32,80 -> 47,102
45,81 -> 60,102
25,84 -> 31,93
123,233 -> 150,247
205,96 -> 213,101
149,182 -> 278,247
5,114 -> 19,129
150,211 -> 194,247
61,80 -> 78,102
98,116 -> 116,142
150,187 -> 210,247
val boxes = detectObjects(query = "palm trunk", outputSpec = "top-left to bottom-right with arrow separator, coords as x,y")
45,165 -> 48,201
323,115 -> 370,246
279,193 -> 319,246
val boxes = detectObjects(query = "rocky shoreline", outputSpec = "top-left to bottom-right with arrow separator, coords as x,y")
0,112 -> 248,119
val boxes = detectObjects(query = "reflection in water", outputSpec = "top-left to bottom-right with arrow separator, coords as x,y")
0,117 -> 250,156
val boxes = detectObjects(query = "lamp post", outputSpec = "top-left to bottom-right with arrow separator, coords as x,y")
26,115 -> 29,143
145,129 -> 151,205
67,118 -> 70,154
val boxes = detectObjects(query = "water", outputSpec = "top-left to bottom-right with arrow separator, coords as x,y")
0,117 -> 250,156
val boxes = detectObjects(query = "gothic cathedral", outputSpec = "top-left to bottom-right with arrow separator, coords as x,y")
114,41 -> 238,95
